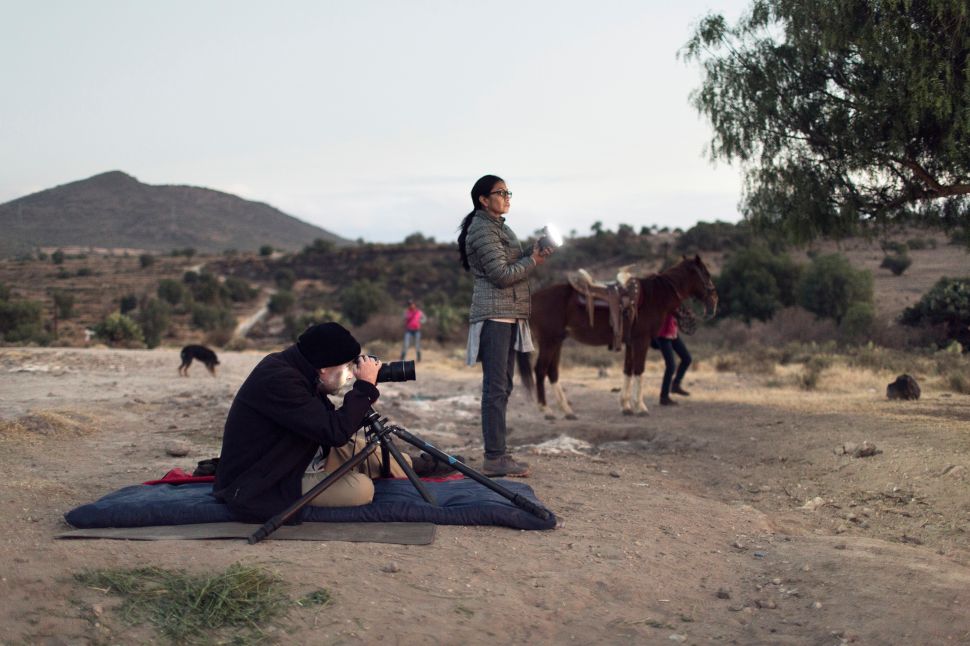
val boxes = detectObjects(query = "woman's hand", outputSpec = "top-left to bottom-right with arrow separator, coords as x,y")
531,241 -> 553,266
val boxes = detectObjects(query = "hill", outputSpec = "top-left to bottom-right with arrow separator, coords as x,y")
0,171 -> 348,256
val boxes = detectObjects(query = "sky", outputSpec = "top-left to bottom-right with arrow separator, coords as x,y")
1,0 -> 751,244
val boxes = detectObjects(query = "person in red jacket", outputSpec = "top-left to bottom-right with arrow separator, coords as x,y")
400,300 -> 427,361
655,312 -> 693,406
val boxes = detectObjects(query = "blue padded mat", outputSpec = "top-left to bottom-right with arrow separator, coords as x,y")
64,478 -> 556,531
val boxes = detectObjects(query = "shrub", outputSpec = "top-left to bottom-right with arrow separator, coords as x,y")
157,279 -> 186,306
799,355 -> 833,390
259,245 -> 274,256
190,273 -> 229,305
274,268 -> 296,291
839,302 -> 875,344
52,290 -> 74,320
119,294 -> 138,314
268,290 -> 295,314
716,247 -> 801,322
191,304 -> 235,332
138,298 -> 171,348
0,283 -> 9,301
339,279 -> 389,326
901,277 -> 970,328
880,254 -> 912,276
427,303 -> 462,342
51,249 -> 65,265
797,254 -> 873,323
76,267 -> 93,277
94,313 -> 144,347
0,299 -> 46,343
139,253 -> 155,268
224,276 -> 257,302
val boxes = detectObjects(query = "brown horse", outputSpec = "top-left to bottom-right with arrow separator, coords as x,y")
523,255 -> 718,417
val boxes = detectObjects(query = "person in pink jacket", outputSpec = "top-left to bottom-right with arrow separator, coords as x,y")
400,300 -> 427,361
655,312 -> 692,406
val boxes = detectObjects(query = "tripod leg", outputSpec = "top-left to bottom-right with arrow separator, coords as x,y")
380,434 -> 437,505
388,426 -> 553,521
248,440 -> 379,544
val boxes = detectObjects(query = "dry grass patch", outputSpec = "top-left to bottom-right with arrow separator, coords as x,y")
0,410 -> 99,440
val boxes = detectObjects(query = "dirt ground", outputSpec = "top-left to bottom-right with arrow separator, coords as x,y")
1,344 -> 969,645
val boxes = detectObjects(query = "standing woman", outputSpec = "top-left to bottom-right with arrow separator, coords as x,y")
655,310 -> 692,406
458,175 -> 552,477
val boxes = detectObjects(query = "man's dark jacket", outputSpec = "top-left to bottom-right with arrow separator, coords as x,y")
213,345 -> 379,522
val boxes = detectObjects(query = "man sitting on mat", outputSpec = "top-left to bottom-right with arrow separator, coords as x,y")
213,322 -> 410,522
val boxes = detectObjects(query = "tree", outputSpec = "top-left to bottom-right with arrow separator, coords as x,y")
797,253 -> 873,323
683,1 -> 970,241
339,279 -> 388,326
138,298 -> 171,348
901,276 -> 970,347
716,247 -> 801,322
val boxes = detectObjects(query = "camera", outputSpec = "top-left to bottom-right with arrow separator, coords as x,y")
537,224 -> 563,252
357,355 -> 416,383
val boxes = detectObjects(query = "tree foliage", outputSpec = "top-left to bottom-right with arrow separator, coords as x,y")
901,276 -> 970,335
716,247 -> 801,322
683,0 -> 970,240
797,253 -> 874,322
339,279 -> 388,326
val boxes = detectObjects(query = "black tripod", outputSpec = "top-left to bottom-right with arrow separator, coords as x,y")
248,407 -> 553,544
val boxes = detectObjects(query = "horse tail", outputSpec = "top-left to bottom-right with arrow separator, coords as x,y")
516,351 -> 535,399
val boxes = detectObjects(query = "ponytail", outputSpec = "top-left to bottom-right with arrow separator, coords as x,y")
457,174 -> 504,272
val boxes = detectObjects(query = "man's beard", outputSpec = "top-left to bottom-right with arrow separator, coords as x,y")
318,365 -> 354,396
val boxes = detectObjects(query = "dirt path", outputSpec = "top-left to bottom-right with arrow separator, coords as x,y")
1,346 -> 968,644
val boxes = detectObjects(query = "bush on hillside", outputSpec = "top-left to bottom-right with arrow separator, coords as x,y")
880,253 -> 912,276
138,298 -> 171,348
839,302 -> 875,344
797,254 -> 873,323
191,303 -> 235,332
0,298 -> 47,344
715,247 -> 800,322
268,291 -> 295,315
94,313 -> 144,347
901,277 -> 970,349
224,276 -> 258,302
339,279 -> 388,326
119,293 -> 138,314
158,279 -> 186,306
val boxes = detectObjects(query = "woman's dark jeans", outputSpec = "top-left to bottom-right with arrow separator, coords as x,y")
658,336 -> 692,398
479,320 -> 516,459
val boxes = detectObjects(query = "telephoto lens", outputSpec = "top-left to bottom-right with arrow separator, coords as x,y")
376,360 -> 416,383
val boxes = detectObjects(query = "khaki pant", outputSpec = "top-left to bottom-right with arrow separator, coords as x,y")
302,436 -> 412,507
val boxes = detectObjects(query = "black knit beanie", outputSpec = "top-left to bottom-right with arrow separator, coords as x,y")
296,322 -> 361,369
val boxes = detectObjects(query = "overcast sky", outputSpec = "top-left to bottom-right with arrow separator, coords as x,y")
1,0 -> 750,243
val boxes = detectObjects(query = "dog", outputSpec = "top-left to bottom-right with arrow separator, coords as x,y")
179,344 -> 220,377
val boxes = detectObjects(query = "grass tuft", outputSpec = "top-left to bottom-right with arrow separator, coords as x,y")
75,563 -> 289,643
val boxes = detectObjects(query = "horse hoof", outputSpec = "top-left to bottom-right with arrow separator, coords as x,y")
565,414 -> 578,420
544,414 -> 557,421
622,409 -> 634,416
636,410 -> 650,417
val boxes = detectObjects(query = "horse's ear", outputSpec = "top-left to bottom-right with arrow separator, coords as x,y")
694,254 -> 701,263
681,254 -> 688,261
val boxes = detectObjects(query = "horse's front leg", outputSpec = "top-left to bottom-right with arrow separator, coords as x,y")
629,342 -> 650,416
551,382 -> 577,420
621,373 -> 634,415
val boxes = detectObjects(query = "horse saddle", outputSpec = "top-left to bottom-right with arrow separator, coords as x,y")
568,267 -> 642,351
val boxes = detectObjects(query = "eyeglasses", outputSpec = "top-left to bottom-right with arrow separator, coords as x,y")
488,190 -> 513,198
